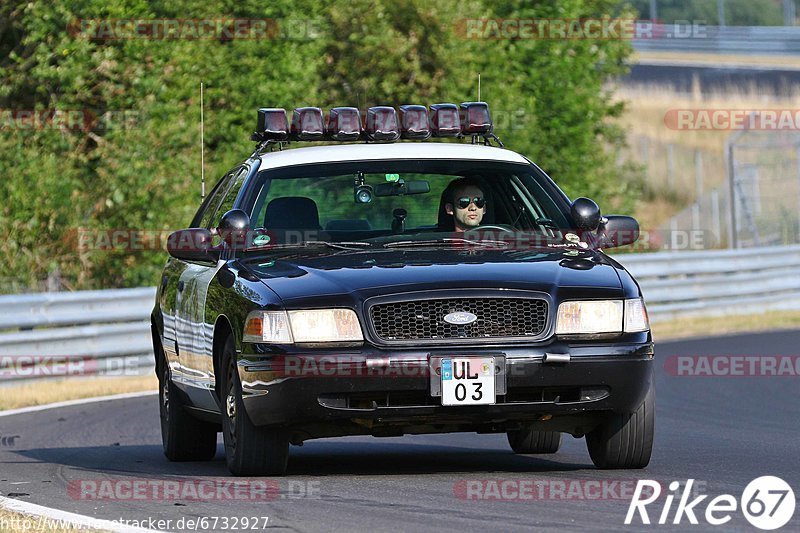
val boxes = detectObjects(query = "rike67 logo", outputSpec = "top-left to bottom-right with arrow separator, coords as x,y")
626,477 -> 795,530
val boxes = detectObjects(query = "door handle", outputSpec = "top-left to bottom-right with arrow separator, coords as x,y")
177,280 -> 185,292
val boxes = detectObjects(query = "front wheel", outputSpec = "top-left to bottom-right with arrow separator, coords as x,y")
159,358 -> 218,462
586,384 -> 655,469
507,428 -> 561,454
221,335 -> 289,476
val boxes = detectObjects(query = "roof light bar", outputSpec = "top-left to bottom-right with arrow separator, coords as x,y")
326,107 -> 362,141
398,105 -> 431,140
251,103 -> 503,150
365,106 -> 400,141
252,108 -> 289,141
291,107 -> 325,141
429,103 -> 461,137
460,101 -> 493,135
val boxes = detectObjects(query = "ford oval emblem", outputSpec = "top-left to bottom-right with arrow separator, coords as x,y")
444,311 -> 478,326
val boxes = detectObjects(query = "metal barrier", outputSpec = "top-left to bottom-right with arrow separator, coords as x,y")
0,288 -> 155,383
2,245 -> 799,382
614,245 -> 800,322
633,25 -> 800,57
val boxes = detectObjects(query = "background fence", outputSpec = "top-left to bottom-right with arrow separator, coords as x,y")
2,245 -> 800,382
633,25 -> 800,56
652,130 -> 800,250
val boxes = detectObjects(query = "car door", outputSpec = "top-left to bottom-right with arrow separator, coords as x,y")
172,166 -> 249,407
160,170 -> 236,366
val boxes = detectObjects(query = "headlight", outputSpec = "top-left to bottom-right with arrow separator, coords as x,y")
555,298 -> 650,335
243,309 -> 363,344
556,300 -> 623,335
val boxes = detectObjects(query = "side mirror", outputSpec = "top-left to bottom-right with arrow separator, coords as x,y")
571,197 -> 602,231
167,229 -> 219,263
599,215 -> 640,248
218,209 -> 251,250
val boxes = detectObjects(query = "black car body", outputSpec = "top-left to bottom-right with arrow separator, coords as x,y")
152,140 -> 654,476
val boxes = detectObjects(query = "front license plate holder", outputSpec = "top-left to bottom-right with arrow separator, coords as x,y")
429,355 -> 505,406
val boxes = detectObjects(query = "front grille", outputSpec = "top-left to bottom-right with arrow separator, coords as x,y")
369,297 -> 549,342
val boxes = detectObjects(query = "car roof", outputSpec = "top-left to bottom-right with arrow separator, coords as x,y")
256,142 -> 530,170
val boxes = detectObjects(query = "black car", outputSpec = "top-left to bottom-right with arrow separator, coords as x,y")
152,104 -> 653,476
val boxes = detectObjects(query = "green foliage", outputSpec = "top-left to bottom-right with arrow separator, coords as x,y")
0,0 -> 641,292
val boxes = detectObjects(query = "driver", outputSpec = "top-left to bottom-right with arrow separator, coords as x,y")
444,178 -> 486,232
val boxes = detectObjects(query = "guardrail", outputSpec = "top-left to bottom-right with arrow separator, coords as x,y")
614,245 -> 800,322
633,25 -> 800,57
2,245 -> 799,382
0,288 -> 155,383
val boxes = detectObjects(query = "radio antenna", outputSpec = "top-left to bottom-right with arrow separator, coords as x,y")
200,82 -> 205,200
477,73 -> 481,101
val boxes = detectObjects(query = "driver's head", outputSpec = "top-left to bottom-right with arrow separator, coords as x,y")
445,178 -> 486,232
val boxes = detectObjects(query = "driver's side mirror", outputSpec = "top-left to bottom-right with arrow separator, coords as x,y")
570,198 -> 640,249
599,215 -> 640,249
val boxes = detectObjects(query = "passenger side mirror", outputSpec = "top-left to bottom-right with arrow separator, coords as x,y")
598,215 -> 640,249
167,229 -> 220,263
570,197 -> 602,231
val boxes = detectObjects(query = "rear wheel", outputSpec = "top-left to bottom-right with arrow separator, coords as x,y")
507,428 -> 561,454
586,384 -> 655,469
159,357 -> 218,461
221,335 -> 289,476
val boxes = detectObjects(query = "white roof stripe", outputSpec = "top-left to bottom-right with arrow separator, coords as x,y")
257,142 -> 529,170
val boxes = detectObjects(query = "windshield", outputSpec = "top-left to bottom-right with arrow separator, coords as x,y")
244,159 -> 572,248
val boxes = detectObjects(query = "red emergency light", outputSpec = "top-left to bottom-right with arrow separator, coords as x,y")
290,107 -> 325,141
398,105 -> 431,140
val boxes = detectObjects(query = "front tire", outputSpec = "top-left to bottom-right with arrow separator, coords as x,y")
507,428 -> 561,454
221,335 -> 289,476
159,358 -> 218,461
586,384 -> 655,469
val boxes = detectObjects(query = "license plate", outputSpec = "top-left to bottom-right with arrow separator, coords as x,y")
441,357 -> 495,406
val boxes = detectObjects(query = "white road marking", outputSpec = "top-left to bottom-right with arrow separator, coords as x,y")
0,390 -> 157,418
0,495 -> 164,533
1,390 -> 164,531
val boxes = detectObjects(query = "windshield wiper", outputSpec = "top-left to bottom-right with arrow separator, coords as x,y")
249,241 -> 372,251
383,238 -> 511,249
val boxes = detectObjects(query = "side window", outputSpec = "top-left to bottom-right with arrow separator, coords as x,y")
208,167 -> 248,229
191,170 -> 237,228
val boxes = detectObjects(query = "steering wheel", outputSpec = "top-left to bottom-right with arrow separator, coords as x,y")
466,224 -> 516,233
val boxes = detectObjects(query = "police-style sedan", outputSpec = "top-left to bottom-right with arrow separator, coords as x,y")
152,104 -> 653,476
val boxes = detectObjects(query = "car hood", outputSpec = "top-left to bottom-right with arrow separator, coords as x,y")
241,247 -> 625,307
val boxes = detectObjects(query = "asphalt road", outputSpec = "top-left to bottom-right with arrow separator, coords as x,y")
1,331 -> 799,532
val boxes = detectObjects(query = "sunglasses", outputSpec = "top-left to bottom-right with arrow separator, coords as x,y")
456,196 -> 486,209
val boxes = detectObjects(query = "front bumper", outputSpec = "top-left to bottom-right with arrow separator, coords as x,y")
236,338 -> 654,438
